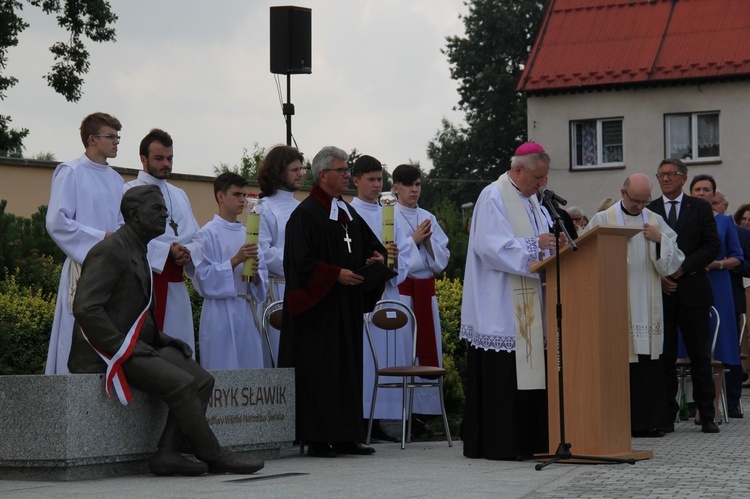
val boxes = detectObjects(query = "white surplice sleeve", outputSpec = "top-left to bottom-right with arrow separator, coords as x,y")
46,164 -> 118,264
393,225 -> 411,286
193,225 -> 238,300
425,213 -> 450,274
259,206 -> 284,277
471,187 -> 540,278
651,214 -> 684,277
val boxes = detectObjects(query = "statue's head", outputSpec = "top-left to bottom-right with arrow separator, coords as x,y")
121,185 -> 168,242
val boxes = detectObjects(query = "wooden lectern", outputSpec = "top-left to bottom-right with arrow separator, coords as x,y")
531,225 -> 653,461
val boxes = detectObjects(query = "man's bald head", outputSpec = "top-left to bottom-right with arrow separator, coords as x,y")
621,173 -> 653,215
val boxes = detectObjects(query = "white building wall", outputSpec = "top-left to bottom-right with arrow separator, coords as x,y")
526,80 -> 750,218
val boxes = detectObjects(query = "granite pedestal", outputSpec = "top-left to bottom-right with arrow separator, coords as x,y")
0,368 -> 294,480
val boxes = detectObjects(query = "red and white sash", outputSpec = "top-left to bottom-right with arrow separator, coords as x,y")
79,286 -> 152,406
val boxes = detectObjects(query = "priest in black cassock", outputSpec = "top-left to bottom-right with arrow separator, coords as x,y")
278,146 -> 386,458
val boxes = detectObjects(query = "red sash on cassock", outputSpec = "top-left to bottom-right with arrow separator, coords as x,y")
398,276 -> 439,367
153,257 -> 184,331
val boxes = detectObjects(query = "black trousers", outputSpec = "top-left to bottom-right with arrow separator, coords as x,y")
661,304 -> 716,423
123,345 -> 221,461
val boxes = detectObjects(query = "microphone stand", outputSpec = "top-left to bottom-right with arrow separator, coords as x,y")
534,194 -> 636,470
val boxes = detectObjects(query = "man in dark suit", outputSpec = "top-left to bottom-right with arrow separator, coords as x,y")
69,185 -> 265,476
647,158 -> 721,433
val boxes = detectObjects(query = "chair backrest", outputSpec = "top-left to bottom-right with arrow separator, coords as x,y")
262,300 -> 284,368
364,299 -> 417,372
710,305 -> 720,358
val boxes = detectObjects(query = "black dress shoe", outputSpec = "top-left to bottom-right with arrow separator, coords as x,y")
307,442 -> 337,458
632,428 -> 665,438
728,407 -> 744,419
701,420 -> 720,433
331,441 -> 376,455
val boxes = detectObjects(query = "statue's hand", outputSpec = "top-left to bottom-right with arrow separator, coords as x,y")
168,338 -> 193,359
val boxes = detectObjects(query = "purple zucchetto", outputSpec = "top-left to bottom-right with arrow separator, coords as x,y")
514,142 -> 546,156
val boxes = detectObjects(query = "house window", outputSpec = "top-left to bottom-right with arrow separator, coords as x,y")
570,118 -> 623,170
665,112 -> 720,161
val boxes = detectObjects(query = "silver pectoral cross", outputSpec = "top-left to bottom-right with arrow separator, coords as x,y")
343,225 -> 352,253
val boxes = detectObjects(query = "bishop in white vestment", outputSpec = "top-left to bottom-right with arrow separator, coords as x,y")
461,143 -> 560,460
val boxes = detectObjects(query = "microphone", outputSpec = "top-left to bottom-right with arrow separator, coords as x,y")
540,186 -> 568,206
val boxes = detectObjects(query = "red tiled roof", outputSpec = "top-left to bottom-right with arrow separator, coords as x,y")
518,0 -> 750,93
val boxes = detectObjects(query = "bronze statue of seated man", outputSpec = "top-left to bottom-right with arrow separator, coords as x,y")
69,184 -> 264,476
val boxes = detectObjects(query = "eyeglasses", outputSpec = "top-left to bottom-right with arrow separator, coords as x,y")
322,167 -> 352,177
655,171 -> 684,180
94,134 -> 121,142
623,190 -> 651,205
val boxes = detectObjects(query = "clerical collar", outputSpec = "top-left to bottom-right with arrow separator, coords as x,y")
619,200 -> 640,217
615,200 -> 648,226
310,183 -> 352,222
507,173 -> 529,199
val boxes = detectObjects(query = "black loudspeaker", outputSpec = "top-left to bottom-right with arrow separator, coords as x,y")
270,6 -> 312,75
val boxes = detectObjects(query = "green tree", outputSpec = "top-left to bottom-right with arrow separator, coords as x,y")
213,142 -> 265,180
0,0 -> 118,156
0,201 -> 64,284
31,150 -> 56,161
430,198 -> 470,280
424,0 -> 547,209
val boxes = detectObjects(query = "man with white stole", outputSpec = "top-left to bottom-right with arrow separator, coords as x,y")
46,112 -> 125,374
392,163 -> 450,416
584,173 -> 684,437
461,142 -> 563,461
257,145 -> 304,367
124,129 -> 203,356
350,155 -> 409,440
193,173 -> 268,370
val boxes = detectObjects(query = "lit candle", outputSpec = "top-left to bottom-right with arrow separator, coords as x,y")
382,196 -> 395,267
243,193 -> 262,281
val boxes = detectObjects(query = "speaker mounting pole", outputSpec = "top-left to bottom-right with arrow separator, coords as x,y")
284,75 -> 294,146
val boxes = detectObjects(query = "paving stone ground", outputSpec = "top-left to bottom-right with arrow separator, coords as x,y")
2,390 -> 749,498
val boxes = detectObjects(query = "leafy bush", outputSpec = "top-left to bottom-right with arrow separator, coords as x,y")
430,199 -> 469,280
436,276 -> 466,415
0,275 -> 56,374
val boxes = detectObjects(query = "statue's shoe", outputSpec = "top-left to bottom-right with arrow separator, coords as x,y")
207,450 -> 265,474
149,450 -> 209,476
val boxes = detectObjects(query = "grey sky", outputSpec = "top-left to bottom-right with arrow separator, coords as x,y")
5,0 -> 467,175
